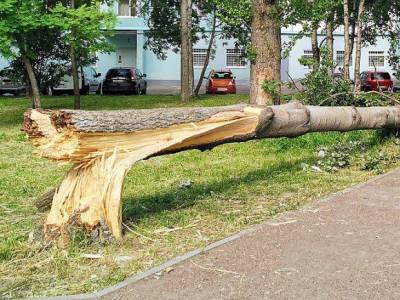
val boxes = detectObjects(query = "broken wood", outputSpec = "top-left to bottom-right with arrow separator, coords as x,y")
34,187 -> 57,212
22,101 -> 400,240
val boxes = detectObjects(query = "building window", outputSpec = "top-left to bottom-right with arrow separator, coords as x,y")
302,50 -> 314,60
119,0 -> 136,17
369,51 -> 385,67
336,50 -> 353,67
193,49 -> 208,67
226,49 -> 246,67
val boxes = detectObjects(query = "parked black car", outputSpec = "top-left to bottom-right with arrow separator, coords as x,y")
102,68 -> 147,95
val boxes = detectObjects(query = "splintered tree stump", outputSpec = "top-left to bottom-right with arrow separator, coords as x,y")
22,101 -> 400,240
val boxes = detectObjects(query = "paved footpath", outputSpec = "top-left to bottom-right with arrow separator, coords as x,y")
103,169 -> 400,300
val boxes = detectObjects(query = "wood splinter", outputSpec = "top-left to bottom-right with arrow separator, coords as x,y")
22,101 -> 400,240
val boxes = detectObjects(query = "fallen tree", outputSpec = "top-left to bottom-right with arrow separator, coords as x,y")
22,101 -> 400,240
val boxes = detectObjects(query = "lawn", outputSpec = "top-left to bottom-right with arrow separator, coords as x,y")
0,94 -> 399,298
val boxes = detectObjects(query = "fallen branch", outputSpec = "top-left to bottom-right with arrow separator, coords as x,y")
319,90 -> 400,106
153,222 -> 198,234
22,101 -> 400,240
122,223 -> 155,242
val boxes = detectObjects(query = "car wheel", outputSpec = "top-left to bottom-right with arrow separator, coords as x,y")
141,84 -> 147,95
133,85 -> 140,95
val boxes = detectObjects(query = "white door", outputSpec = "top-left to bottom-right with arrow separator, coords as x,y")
116,48 -> 136,68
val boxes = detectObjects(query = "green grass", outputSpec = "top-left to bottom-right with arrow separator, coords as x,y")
0,94 -> 399,298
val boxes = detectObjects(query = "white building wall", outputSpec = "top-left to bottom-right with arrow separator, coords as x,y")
286,34 -> 392,80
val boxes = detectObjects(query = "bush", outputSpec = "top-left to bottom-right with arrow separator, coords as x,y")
298,47 -> 354,106
298,47 -> 388,107
316,141 -> 367,172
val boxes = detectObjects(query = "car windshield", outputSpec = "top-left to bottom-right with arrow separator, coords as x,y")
212,72 -> 233,79
106,69 -> 131,78
371,72 -> 391,80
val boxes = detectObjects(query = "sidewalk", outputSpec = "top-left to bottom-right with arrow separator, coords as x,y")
103,169 -> 400,300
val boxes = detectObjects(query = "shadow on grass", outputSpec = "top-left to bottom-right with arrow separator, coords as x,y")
121,129 -> 395,223
122,156 -> 312,223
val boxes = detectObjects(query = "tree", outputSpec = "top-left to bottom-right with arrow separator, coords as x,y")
51,0 -> 115,109
142,0 -> 250,99
181,0 -> 192,102
8,28 -> 71,95
249,0 -> 281,105
353,0 -> 366,91
23,102 -> 400,240
0,0 -> 57,108
194,11 -> 217,96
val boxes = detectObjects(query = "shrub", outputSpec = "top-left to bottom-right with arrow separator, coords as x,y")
298,47 -> 354,106
316,141 -> 367,172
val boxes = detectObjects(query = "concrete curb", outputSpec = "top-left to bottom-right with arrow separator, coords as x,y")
34,169 -> 399,300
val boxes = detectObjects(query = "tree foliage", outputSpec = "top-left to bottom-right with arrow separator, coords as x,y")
51,0 -> 116,64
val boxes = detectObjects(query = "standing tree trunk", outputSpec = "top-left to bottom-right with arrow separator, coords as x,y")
23,56 -> 41,109
70,0 -> 81,109
354,0 -> 366,92
311,23 -> 320,70
181,0 -> 192,102
188,1 -> 194,96
23,102 -> 400,240
249,0 -> 281,105
70,48 -> 81,109
194,13 -> 217,96
343,0 -> 351,80
326,20 -> 334,78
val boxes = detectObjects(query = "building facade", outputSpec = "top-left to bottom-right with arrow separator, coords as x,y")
0,1 -> 395,83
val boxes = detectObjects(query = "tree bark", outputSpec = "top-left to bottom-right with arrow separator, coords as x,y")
23,102 -> 400,240
23,57 -> 41,109
311,23 -> 320,71
249,0 -> 281,105
70,0 -> 81,109
194,13 -> 216,96
343,0 -> 351,80
354,0 -> 366,92
326,21 -> 334,78
181,0 -> 192,102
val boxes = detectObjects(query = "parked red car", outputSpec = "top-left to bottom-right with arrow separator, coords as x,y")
360,71 -> 393,91
206,70 -> 236,94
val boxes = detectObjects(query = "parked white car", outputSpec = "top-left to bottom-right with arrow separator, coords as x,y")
52,66 -> 102,95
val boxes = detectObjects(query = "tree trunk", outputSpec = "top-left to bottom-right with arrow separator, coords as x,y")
70,48 -> 81,109
343,0 -> 351,80
23,102 -> 400,240
189,3 -> 194,96
194,13 -> 216,96
326,21 -> 334,78
249,0 -> 281,105
70,0 -> 81,109
181,0 -> 192,102
354,0 -> 366,92
23,57 -> 41,109
311,23 -> 320,71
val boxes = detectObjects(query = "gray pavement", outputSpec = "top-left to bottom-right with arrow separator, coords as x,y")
103,169 -> 400,300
